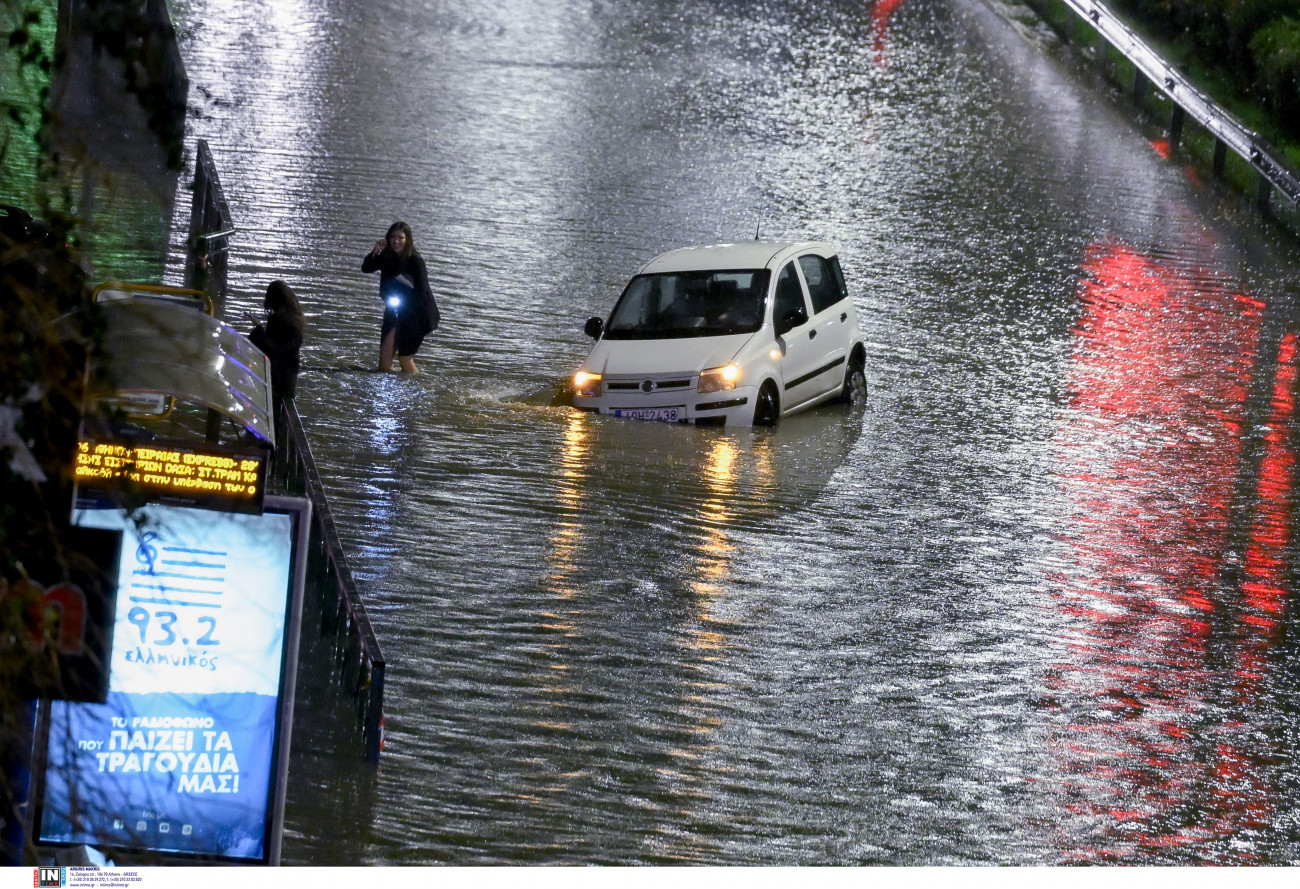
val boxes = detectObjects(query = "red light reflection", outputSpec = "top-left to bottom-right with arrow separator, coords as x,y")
1048,238 -> 1296,861
872,0 -> 908,67
1240,332 -> 1296,630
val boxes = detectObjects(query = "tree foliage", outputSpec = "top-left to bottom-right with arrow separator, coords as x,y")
2,4 -> 101,863
1250,15 -> 1300,131
1112,0 -> 1300,139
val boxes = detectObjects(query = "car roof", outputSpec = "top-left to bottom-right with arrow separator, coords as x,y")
637,241 -> 838,274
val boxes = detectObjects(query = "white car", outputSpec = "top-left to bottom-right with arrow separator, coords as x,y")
572,241 -> 866,426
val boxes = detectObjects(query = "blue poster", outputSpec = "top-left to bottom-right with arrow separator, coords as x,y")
39,505 -> 294,860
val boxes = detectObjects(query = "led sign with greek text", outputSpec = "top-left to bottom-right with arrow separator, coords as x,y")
74,439 -> 266,514
37,502 -> 304,863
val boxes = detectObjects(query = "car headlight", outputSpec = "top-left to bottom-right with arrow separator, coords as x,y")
697,364 -> 740,393
573,371 -> 602,398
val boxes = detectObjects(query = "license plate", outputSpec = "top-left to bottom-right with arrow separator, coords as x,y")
612,407 -> 684,422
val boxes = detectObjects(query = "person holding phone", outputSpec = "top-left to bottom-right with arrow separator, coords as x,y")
248,279 -> 305,443
361,221 -> 439,373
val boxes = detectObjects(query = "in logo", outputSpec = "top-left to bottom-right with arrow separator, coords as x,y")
35,867 -> 65,888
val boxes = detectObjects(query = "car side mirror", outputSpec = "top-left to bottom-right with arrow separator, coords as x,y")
775,307 -> 807,337
584,316 -> 604,339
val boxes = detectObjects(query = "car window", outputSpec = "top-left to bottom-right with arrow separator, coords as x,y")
605,270 -> 770,339
828,255 -> 849,303
799,254 -> 843,314
605,275 -> 665,335
773,262 -> 807,328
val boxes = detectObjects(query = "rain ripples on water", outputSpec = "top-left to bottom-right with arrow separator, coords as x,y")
158,0 -> 1300,864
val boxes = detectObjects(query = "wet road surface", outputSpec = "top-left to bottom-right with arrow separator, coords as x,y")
164,0 -> 1300,864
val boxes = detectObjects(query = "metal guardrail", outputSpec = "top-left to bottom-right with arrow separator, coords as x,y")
186,140 -> 234,314
184,138 -> 384,758
1052,0 -> 1300,210
272,399 -> 386,760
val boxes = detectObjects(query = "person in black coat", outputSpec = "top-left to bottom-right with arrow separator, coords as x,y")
362,221 -> 440,373
248,280 -> 304,441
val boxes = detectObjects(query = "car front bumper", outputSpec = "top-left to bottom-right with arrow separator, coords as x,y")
573,384 -> 756,426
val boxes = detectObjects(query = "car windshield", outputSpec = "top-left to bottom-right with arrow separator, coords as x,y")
603,269 -> 771,339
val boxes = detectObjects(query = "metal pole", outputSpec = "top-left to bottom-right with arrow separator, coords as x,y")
1169,105 -> 1185,150
1132,68 -> 1148,111
1213,139 -> 1228,177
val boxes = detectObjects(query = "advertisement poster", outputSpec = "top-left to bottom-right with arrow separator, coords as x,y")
38,504 -> 296,861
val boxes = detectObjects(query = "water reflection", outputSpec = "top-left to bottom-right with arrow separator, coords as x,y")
163,0 -> 1300,864
517,412 -> 852,863
1048,231 -> 1296,862
1240,332 -> 1296,634
872,0 -> 909,66
540,409 -> 592,604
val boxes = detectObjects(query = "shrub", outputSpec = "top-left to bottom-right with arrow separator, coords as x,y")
1250,15 -> 1300,138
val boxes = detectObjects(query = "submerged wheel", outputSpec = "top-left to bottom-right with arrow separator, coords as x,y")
835,355 -> 867,406
753,382 -> 780,427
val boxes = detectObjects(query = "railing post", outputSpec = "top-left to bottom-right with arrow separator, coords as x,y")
1213,139 -> 1228,177
1169,105 -> 1185,151
364,665 -> 385,761
187,153 -> 208,292
1257,175 -> 1273,213
1132,68 -> 1148,111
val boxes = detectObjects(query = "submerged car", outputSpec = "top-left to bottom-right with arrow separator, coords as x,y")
572,241 -> 866,426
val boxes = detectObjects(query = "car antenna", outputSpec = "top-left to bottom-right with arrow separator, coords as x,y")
754,220 -> 761,241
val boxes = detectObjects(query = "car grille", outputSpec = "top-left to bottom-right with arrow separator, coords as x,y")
606,379 -> 691,391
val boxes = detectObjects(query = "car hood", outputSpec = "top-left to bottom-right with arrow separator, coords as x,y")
584,333 -> 754,376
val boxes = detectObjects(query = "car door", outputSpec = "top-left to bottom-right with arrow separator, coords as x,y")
770,260 -> 822,411
797,252 -> 851,400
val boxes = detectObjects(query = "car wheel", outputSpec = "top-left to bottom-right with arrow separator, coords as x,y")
835,356 -> 867,406
753,382 -> 780,427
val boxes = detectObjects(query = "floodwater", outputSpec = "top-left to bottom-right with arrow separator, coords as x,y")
162,0 -> 1300,864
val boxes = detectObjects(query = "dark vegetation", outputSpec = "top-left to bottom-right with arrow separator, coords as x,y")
3,2 -> 97,667
3,0 -> 185,863
3,6 -> 96,865
1111,0 -> 1300,144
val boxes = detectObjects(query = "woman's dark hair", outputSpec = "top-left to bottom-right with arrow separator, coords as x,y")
265,279 -> 305,334
386,220 -> 416,258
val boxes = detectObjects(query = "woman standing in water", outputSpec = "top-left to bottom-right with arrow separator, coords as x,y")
362,221 -> 439,373
248,279 -> 305,443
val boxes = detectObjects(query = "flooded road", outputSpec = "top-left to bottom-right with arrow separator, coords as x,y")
166,0 -> 1300,864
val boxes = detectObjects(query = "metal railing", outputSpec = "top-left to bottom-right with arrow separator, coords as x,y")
1044,0 -> 1300,211
186,140 -> 234,315
272,399 -> 386,760
184,138 -> 384,758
